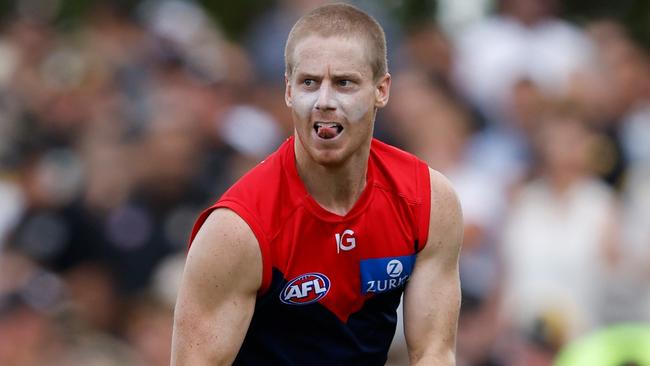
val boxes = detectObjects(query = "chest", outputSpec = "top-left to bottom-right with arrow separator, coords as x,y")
266,207 -> 418,321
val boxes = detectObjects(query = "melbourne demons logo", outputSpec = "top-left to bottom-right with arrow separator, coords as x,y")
280,273 -> 331,305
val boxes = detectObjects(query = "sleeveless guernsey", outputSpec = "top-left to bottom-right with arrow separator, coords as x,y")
190,136 -> 431,365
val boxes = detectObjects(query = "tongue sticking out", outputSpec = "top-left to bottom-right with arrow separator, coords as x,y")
317,125 -> 339,139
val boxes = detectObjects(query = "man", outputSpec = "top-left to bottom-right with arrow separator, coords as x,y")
171,3 -> 462,365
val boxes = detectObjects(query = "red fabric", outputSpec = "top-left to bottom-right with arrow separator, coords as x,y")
189,136 -> 431,319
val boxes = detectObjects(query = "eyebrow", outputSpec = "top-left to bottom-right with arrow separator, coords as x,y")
332,72 -> 362,81
294,71 -> 363,80
296,73 -> 321,80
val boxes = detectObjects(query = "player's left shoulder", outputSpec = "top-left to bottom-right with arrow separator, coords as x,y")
428,168 -> 461,213
369,138 -> 427,199
424,168 -> 463,255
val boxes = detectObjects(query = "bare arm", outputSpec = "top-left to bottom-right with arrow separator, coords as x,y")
171,209 -> 262,365
403,169 -> 463,365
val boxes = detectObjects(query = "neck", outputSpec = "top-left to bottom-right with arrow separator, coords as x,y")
294,138 -> 370,216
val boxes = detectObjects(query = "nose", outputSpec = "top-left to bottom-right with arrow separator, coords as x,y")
314,82 -> 336,111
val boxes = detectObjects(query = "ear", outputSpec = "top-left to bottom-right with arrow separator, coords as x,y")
374,73 -> 391,109
285,74 -> 293,108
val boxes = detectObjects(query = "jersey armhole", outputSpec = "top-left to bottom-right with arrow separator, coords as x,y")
416,162 -> 432,253
188,199 -> 272,295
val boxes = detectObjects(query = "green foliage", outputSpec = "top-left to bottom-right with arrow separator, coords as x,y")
197,0 -> 273,41
388,0 -> 437,31
563,0 -> 650,50
0,0 -> 647,50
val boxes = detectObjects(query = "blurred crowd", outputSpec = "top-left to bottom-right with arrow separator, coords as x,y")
0,0 -> 648,365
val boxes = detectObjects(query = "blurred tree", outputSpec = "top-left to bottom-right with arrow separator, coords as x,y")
563,0 -> 650,50
198,0 -> 273,41
387,0 -> 437,31
0,0 -> 646,50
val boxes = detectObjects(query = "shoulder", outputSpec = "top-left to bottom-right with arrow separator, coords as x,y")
189,139 -> 296,293
211,138 -> 298,240
370,139 -> 429,201
190,209 -> 261,264
186,208 -> 262,292
422,168 -> 463,259
428,168 -> 462,217
370,138 -> 420,170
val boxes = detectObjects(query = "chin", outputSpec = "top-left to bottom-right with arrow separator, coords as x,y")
309,147 -> 348,167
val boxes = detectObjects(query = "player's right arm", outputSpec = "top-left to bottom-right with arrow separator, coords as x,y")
171,208 -> 262,365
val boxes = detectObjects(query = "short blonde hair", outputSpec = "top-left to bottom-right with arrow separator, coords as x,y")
284,3 -> 388,81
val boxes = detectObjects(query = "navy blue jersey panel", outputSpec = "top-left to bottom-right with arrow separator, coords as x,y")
233,268 -> 402,365
347,288 -> 402,353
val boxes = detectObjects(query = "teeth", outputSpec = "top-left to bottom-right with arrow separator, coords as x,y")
314,122 -> 343,131
314,121 -> 343,138
314,122 -> 341,128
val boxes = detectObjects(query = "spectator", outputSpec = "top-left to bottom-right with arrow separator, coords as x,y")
499,102 -> 621,358
453,0 -> 596,126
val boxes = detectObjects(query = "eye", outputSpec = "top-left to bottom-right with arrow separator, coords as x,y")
303,79 -> 315,87
338,79 -> 351,87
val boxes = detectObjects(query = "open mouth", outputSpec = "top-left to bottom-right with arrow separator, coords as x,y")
314,122 -> 343,140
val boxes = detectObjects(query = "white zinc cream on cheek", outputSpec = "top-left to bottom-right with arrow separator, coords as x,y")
291,81 -> 374,124
291,84 -> 320,120
335,88 -> 374,124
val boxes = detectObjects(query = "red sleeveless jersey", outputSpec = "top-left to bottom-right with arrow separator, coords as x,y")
190,136 -> 431,365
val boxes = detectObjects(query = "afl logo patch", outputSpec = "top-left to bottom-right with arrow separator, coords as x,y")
280,273 -> 331,305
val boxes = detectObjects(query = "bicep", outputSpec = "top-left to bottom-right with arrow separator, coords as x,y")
171,209 -> 262,365
403,169 -> 463,365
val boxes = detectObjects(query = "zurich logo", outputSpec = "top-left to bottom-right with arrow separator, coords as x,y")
360,255 -> 415,295
386,259 -> 403,278
280,273 -> 331,305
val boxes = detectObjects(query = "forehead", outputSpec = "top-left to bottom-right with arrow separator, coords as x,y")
291,35 -> 373,78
